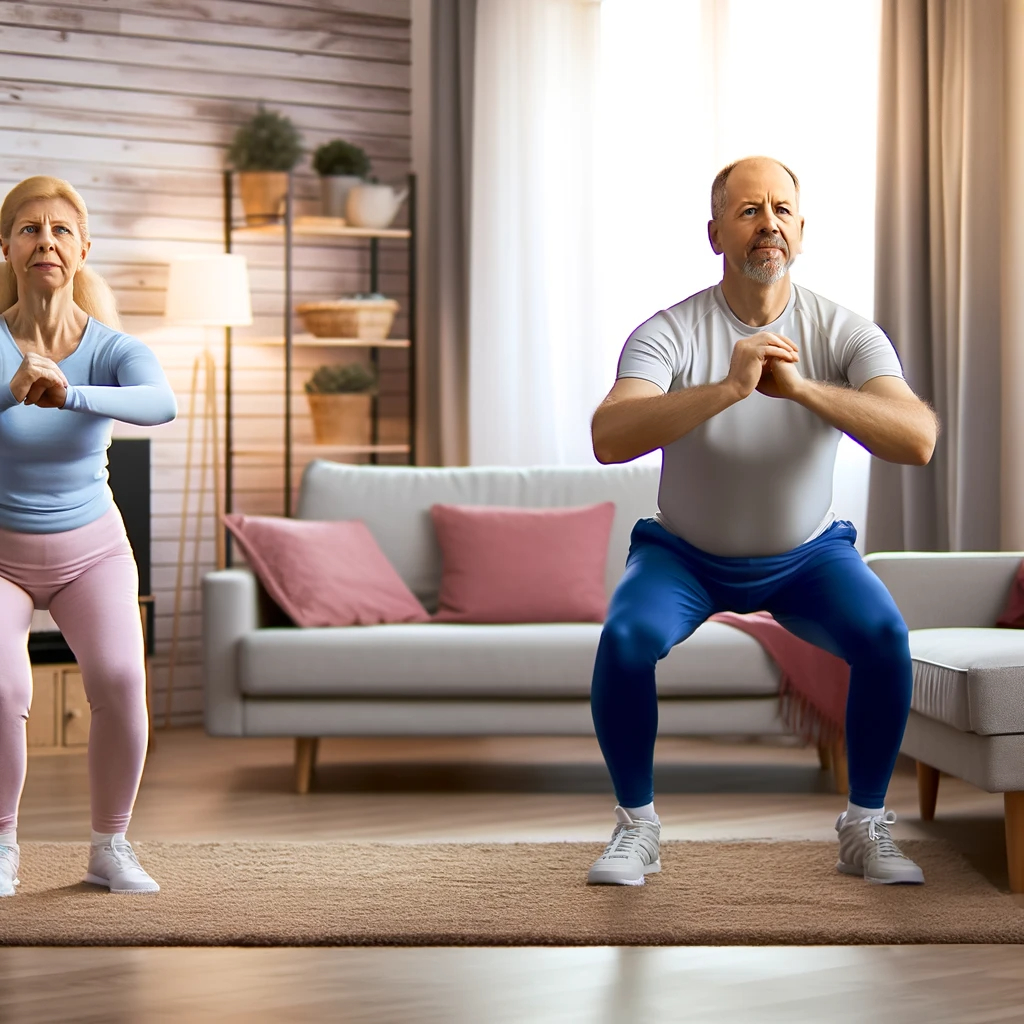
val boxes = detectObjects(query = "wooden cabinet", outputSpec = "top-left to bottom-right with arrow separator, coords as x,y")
27,665 -> 90,755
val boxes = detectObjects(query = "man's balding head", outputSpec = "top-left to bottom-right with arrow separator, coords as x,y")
706,157 -> 805,288
711,157 -> 800,221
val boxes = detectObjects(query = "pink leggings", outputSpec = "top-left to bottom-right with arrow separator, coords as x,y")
0,504 -> 148,834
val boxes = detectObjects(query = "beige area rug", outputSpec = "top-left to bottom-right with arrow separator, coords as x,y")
1,840 -> 1022,946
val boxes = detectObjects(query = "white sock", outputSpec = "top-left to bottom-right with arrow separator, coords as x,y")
623,802 -> 659,823
846,801 -> 883,821
91,830 -> 127,846
0,830 -> 16,847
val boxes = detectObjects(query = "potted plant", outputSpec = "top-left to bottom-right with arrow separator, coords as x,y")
304,362 -> 377,446
313,139 -> 371,219
228,105 -> 304,225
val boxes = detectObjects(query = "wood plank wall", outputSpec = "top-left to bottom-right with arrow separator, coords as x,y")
0,0 -> 412,726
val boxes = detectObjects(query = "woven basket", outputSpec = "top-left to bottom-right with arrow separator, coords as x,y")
296,299 -> 399,340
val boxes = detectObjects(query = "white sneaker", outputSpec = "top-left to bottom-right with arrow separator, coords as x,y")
0,843 -> 19,896
84,838 -> 160,894
587,806 -> 661,886
835,809 -> 925,885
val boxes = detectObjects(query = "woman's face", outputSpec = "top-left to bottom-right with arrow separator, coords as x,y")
2,196 -> 90,298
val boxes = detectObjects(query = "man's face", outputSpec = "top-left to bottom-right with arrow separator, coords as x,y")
708,161 -> 804,286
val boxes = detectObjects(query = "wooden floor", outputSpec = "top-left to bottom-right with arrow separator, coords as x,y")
7,728 -> 1024,1023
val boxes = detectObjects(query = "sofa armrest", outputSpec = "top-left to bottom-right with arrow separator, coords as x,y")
202,568 -> 260,736
864,551 -> 1023,630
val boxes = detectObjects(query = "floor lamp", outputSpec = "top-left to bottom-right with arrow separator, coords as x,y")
163,254 -> 252,729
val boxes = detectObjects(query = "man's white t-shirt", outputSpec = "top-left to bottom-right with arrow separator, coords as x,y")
617,282 -> 904,557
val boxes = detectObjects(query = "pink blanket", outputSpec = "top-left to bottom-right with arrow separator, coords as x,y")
711,611 -> 849,744
997,559 -> 1024,628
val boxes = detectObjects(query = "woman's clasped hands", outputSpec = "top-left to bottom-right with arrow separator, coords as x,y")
9,352 -> 68,408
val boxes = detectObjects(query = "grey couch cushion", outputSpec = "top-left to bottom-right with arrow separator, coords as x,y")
909,628 -> 1024,735
238,620 -> 780,699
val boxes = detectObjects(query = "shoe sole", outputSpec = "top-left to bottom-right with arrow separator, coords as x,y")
587,859 -> 661,886
82,872 -> 160,894
836,860 -> 925,885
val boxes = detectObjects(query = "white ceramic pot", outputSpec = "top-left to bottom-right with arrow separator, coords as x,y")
319,175 -> 362,219
345,184 -> 409,229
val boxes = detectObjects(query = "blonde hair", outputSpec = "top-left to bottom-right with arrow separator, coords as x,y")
0,176 -> 121,330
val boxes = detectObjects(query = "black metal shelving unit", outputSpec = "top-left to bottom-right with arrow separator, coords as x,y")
222,170 -> 417,559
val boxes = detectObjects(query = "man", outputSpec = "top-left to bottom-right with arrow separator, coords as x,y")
586,156 -> 938,887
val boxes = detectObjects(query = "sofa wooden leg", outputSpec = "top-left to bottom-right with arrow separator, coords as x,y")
1005,792 -> 1024,894
295,737 -> 319,795
916,761 -> 940,821
831,739 -> 848,795
817,743 -> 832,771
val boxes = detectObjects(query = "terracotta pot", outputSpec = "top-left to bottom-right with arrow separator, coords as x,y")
237,171 -> 290,225
306,392 -> 373,446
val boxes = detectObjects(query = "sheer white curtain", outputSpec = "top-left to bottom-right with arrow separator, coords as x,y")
468,0 -> 601,466
597,0 -> 883,545
470,0 -> 882,495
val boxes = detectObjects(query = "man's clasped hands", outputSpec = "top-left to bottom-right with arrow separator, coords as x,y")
727,331 -> 805,402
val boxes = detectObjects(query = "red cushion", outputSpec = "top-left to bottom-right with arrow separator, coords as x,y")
997,560 -> 1024,628
430,503 -> 615,623
222,514 -> 428,628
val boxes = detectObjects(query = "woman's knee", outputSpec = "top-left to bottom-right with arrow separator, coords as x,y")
0,671 -> 32,715
79,662 -> 146,710
0,648 -> 33,711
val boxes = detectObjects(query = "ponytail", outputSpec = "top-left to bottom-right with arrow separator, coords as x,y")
0,175 -> 122,331
72,265 -> 121,331
0,262 -> 15,317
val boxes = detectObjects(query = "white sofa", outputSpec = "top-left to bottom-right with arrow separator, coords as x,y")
202,460 -> 1024,887
205,460 -> 804,791
864,552 -> 1024,892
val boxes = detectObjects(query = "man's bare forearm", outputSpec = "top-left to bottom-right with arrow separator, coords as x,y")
592,381 -> 742,464
794,380 -> 937,464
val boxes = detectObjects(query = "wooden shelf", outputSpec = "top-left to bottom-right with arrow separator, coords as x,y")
232,216 -> 410,240
237,334 -> 411,349
233,444 -> 411,457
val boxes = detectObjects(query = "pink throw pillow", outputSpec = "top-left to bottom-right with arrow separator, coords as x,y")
430,502 -> 615,623
222,514 -> 428,628
997,559 -> 1024,628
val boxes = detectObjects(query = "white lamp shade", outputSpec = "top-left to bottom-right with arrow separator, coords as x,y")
164,254 -> 253,327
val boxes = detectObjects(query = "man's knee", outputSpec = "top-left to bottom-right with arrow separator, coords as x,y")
598,611 -> 666,668
856,610 -> 910,664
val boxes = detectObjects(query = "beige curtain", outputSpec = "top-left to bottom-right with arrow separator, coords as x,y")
1002,0 -> 1024,549
419,0 -> 475,466
867,0 -> 1023,552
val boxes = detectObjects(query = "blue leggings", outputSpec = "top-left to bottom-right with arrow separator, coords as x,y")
590,518 -> 913,809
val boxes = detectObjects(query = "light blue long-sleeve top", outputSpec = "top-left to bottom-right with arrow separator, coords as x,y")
0,316 -> 177,533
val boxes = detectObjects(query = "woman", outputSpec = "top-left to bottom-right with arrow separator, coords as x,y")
0,177 -> 176,895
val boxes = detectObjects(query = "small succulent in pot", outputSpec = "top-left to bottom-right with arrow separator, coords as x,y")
228,105 -> 304,224
312,140 -> 371,178
305,363 -> 377,446
228,105 -> 303,172
304,362 -> 377,395
313,139 -> 372,218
